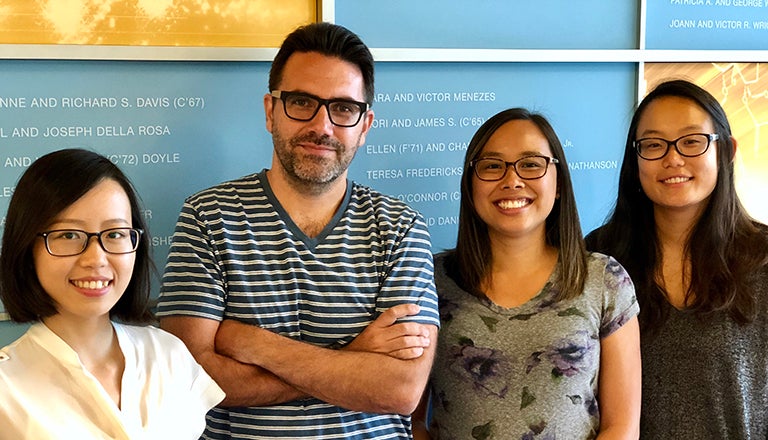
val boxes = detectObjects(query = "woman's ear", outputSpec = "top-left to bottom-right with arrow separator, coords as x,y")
730,136 -> 738,161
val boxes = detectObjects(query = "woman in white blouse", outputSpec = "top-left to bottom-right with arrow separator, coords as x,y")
0,148 -> 224,439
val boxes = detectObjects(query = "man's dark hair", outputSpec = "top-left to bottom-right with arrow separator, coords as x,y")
268,22 -> 374,104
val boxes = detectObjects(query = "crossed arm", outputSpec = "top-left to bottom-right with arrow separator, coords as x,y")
160,304 -> 436,413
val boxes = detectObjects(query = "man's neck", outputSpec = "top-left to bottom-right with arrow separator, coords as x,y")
266,168 -> 348,238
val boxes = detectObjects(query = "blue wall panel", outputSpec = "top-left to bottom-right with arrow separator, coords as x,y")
336,0 -> 638,49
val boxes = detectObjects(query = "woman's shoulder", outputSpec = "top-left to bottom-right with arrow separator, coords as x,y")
584,252 -> 635,295
0,324 -> 67,386
114,323 -> 189,353
0,329 -> 33,371
585,251 -> 621,269
432,251 -> 472,297
433,249 -> 451,262
432,250 -> 454,278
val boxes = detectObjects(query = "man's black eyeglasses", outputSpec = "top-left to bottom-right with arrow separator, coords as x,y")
271,90 -> 368,128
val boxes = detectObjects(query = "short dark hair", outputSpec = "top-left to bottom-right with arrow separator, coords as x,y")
447,108 -> 587,301
268,22 -> 374,104
586,79 -> 767,329
0,148 -> 154,324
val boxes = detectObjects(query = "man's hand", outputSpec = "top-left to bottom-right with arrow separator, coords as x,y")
343,304 -> 431,360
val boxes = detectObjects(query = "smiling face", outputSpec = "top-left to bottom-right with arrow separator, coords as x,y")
471,119 -> 559,243
264,51 -> 374,189
33,178 -> 136,326
636,96 -> 719,219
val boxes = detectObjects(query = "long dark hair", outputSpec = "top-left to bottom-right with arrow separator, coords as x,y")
446,108 -> 587,301
586,79 -> 767,330
0,148 -> 154,324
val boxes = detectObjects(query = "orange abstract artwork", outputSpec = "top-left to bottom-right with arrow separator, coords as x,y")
0,0 -> 316,47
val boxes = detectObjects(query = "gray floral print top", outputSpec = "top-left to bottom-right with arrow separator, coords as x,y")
428,252 -> 638,440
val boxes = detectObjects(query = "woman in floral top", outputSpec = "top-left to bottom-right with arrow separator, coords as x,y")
413,108 -> 640,440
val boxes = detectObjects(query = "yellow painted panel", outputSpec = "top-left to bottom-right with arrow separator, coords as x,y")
0,0 -> 316,47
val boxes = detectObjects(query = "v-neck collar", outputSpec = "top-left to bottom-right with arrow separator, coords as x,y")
258,169 -> 352,250
29,321 -> 137,438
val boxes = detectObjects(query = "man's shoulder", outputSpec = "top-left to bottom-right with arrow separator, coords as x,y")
349,181 -> 420,219
185,172 -> 264,204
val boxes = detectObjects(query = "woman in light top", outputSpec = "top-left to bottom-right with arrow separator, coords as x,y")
415,108 -> 641,439
0,148 -> 224,439
586,79 -> 768,438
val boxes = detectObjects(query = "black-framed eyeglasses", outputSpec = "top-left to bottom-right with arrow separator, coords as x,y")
470,155 -> 559,181
270,90 -> 369,128
38,228 -> 143,257
634,133 -> 718,161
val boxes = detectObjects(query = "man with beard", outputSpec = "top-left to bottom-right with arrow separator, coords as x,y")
156,22 -> 440,440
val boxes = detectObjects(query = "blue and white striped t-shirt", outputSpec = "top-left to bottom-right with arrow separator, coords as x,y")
157,170 -> 440,439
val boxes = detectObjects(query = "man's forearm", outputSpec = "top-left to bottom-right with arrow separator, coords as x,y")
216,320 -> 437,414
201,349 -> 309,407
160,316 -> 308,408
